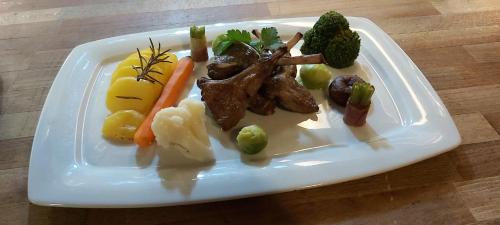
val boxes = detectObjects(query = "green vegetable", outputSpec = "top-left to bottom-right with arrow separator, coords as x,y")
213,27 -> 283,55
300,29 -> 325,55
323,29 -> 360,68
312,11 -> 349,38
212,34 -> 232,56
249,39 -> 263,52
299,64 -> 332,89
260,27 -> 283,50
300,11 -> 361,68
190,25 -> 205,39
226,29 -> 252,44
190,25 -> 208,62
349,82 -> 375,107
212,29 -> 251,55
250,27 -> 284,53
236,125 -> 268,155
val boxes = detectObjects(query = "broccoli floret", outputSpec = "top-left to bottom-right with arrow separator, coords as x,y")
313,11 -> 350,38
300,10 -> 360,68
323,29 -> 360,68
300,29 -> 328,54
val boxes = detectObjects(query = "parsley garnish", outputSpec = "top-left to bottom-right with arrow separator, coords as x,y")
212,27 -> 283,55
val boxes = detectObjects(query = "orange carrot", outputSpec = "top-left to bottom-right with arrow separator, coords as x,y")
134,56 -> 194,148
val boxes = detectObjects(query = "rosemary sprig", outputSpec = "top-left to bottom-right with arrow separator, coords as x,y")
133,38 -> 172,85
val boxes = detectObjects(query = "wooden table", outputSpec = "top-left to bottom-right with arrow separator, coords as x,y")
1,0 -> 500,224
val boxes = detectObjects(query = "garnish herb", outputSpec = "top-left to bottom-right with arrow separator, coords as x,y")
226,29 -> 252,43
212,27 -> 284,55
258,27 -> 284,51
134,38 -> 172,85
212,29 -> 252,55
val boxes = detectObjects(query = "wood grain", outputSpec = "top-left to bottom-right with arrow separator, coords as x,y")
464,42 -> 500,63
1,0 -> 500,224
454,113 -> 500,145
450,141 -> 500,180
456,176 -> 500,221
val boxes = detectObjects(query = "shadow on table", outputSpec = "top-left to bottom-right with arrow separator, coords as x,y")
27,150 -> 464,224
0,76 -> 3,113
27,176 -> 461,224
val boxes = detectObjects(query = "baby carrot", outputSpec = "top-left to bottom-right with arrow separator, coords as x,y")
134,56 -> 194,148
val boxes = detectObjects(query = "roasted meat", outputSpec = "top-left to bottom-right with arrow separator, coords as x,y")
277,54 -> 325,66
207,42 -> 260,80
252,30 -> 319,114
247,92 -> 276,115
207,32 -> 323,81
197,46 -> 289,130
199,32 -> 322,129
206,55 -> 246,80
208,54 -> 324,80
263,64 -> 319,113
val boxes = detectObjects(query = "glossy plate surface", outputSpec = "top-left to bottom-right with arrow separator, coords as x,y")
28,17 -> 460,208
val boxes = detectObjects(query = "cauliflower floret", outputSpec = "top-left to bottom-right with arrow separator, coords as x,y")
151,98 -> 213,162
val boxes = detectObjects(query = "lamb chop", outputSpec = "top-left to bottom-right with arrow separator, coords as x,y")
245,32 -> 309,115
251,29 -> 320,114
207,42 -> 260,80
246,54 -> 324,115
263,64 -> 319,113
247,91 -> 276,115
197,41 -> 293,130
207,41 -> 324,80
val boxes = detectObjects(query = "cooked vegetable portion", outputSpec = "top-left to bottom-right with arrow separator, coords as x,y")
111,49 -> 177,85
344,82 -> 375,126
102,110 -> 145,141
212,34 -> 231,55
313,11 -> 349,36
300,11 -> 360,68
323,29 -> 361,68
134,56 -> 194,148
328,75 -> 365,106
151,98 -> 213,162
104,38 -> 177,142
106,77 -> 163,114
299,64 -> 332,89
236,125 -> 268,154
349,82 -> 375,107
190,25 -> 208,62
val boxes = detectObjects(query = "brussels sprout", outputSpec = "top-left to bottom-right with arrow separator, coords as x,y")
211,34 -> 232,55
236,125 -> 268,154
299,64 -> 332,89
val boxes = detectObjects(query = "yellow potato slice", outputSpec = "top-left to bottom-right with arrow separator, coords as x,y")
102,110 -> 145,141
137,49 -> 178,81
106,77 -> 162,114
112,58 -> 166,85
111,49 -> 177,85
158,52 -> 178,80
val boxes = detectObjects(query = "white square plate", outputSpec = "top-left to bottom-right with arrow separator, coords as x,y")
28,17 -> 460,208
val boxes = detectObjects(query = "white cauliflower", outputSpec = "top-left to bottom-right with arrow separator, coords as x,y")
151,98 -> 213,162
